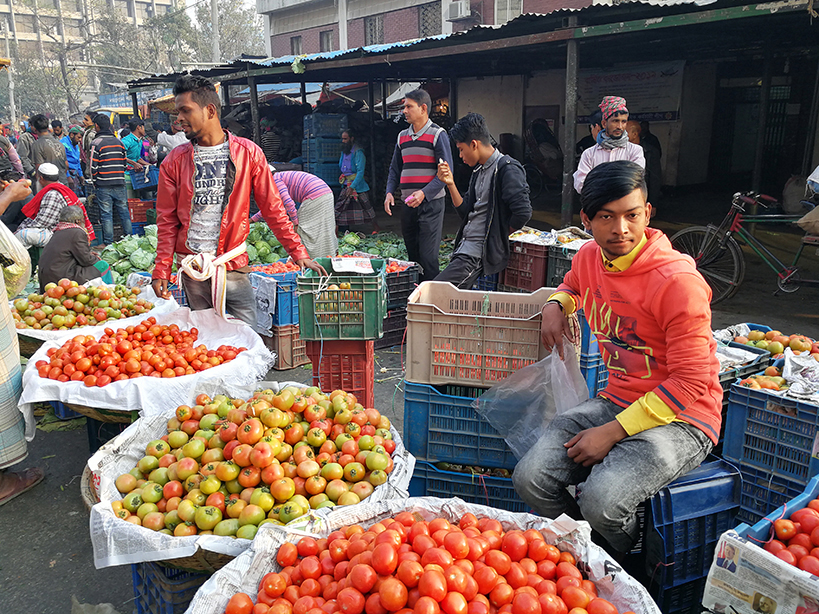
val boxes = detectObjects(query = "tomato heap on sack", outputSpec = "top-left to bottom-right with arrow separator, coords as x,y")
112,387 -> 396,538
762,501 -> 819,574
34,316 -> 246,386
251,261 -> 302,275
224,513 -> 634,614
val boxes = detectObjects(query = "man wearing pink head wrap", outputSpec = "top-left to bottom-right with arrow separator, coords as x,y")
574,96 -> 645,194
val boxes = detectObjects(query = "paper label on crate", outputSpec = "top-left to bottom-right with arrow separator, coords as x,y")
331,257 -> 373,274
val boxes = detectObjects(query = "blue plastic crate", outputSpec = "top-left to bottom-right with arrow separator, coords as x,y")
302,136 -> 343,163
718,342 -> 772,392
723,382 -> 819,483
303,113 -> 348,139
303,162 -> 340,185
131,222 -> 146,236
130,166 -> 159,190
132,560 -> 210,614
644,458 -> 740,588
736,474 -> 819,541
403,381 -> 517,470
735,463 -> 808,527
651,577 -> 708,614
409,461 -> 526,513
133,272 -> 187,306
471,273 -> 499,291
580,354 -> 608,397
272,277 -> 299,327
50,400 -> 82,420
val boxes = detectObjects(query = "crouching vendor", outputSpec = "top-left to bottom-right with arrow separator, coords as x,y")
39,205 -> 112,291
150,75 -> 325,326
512,160 -> 722,556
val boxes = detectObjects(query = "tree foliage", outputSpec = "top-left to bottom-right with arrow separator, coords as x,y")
193,0 -> 265,62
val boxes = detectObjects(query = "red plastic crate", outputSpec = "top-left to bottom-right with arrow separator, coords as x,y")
305,340 -> 374,407
128,199 -> 155,223
264,324 -> 309,370
499,241 -> 549,291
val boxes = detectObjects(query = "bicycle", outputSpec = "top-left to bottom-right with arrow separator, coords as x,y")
670,192 -> 819,304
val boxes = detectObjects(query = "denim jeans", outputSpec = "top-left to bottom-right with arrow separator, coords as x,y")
180,270 -> 257,328
95,185 -> 131,244
512,396 -> 713,554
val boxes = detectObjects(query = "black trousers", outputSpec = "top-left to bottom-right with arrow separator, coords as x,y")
400,196 -> 445,282
434,253 -> 483,289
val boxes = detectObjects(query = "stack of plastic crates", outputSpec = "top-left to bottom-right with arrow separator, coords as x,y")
299,258 -> 386,404
404,282 -> 559,512
303,114 -> 347,185
131,560 -> 210,614
251,264 -> 307,370
499,241 -> 548,292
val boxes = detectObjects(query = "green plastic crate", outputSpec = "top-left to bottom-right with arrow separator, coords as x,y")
297,258 -> 387,340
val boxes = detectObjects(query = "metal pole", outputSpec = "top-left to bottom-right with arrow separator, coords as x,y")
338,0 -> 348,50
750,52 -> 772,237
211,0 -> 220,63
449,78 -> 457,121
3,21 -> 16,129
368,81 -> 379,204
561,17 -> 579,228
381,81 -> 388,119
248,75 -> 260,145
801,57 -> 819,176
221,82 -> 231,114
131,91 -> 139,118
300,82 -> 307,105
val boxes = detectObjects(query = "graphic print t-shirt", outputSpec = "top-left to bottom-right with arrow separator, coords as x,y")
187,141 -> 230,254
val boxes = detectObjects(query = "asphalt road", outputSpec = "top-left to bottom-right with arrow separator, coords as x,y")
2,189 -> 818,613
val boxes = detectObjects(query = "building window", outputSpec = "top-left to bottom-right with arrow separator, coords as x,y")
364,15 -> 384,46
418,3 -> 441,38
126,0 -> 134,18
495,0 -> 522,25
290,35 -> 302,55
320,30 -> 333,52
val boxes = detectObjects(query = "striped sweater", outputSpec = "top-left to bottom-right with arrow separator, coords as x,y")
89,131 -> 126,187
251,171 -> 332,225
386,120 -> 452,201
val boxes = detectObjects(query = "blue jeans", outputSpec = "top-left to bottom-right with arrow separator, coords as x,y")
512,396 -> 712,554
95,185 -> 131,244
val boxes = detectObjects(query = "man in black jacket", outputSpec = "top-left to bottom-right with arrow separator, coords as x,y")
436,113 -> 531,288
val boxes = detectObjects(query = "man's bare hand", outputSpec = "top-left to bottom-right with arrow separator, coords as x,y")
405,190 -> 425,208
437,162 -> 454,186
297,258 -> 328,276
565,421 -> 628,467
4,179 -> 32,202
151,278 -> 171,299
384,193 -> 394,216
540,302 -> 575,360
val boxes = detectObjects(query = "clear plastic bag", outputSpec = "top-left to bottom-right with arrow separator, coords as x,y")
473,341 -> 589,460
0,219 -> 31,298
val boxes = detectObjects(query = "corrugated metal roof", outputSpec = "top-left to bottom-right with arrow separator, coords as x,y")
127,0 -> 803,89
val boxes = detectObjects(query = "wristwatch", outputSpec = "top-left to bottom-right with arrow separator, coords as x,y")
545,299 -> 564,313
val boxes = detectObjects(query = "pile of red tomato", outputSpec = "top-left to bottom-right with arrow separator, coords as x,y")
252,261 -> 302,276
385,262 -> 412,274
763,501 -> 819,575
34,316 -> 247,387
223,512 -> 631,614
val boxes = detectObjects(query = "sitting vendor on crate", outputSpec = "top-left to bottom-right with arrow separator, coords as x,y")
38,205 -> 113,291
512,160 -> 721,558
435,113 -> 532,289
151,75 -> 326,327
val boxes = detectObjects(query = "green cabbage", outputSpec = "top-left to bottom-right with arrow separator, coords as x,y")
143,225 -> 157,238
268,235 -> 281,248
101,246 -> 120,264
246,244 -> 258,263
263,252 -> 278,264
114,260 -> 132,275
255,240 -> 272,258
116,235 -> 140,256
342,232 -> 361,246
130,249 -> 155,270
111,271 -> 123,284
248,226 -> 263,243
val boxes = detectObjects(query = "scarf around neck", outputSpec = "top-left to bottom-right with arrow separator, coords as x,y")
597,130 -> 629,150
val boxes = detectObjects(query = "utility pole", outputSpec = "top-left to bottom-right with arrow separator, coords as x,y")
3,20 -> 16,129
211,0 -> 220,63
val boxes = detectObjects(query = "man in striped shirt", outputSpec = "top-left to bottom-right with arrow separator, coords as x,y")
385,89 -> 454,281
89,114 -> 132,244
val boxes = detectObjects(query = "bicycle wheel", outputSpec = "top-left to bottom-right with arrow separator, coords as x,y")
524,164 -> 543,199
776,269 -> 801,293
670,226 -> 745,304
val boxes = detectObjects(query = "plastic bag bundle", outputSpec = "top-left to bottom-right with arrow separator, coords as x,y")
0,220 -> 31,299
473,342 -> 589,460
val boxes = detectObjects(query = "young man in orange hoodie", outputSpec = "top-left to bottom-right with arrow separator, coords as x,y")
512,160 -> 722,556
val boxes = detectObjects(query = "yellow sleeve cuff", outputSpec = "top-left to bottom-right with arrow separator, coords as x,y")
615,391 -> 678,436
547,292 -> 577,316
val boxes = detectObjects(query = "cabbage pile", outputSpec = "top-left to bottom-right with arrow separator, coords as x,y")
101,226 -> 158,284
246,222 -> 289,264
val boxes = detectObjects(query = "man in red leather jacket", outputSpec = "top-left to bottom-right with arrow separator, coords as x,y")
151,76 -> 325,325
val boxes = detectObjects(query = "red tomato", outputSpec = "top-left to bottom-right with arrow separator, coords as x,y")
788,544 -> 810,561
485,551 -> 512,575
226,593 -> 256,614
418,570 -> 447,602
372,543 -> 400,576
511,592 -> 542,614
538,594 -> 567,614
444,532 -> 469,559
764,539 -> 787,555
489,584 -> 515,608
789,533 -> 814,551
585,600 -> 617,614
349,565 -> 378,594
560,588 -> 590,611
278,542 -> 299,567
501,532 -> 529,562
775,549 -> 798,566
798,555 -> 819,575
414,597 -> 441,614
441,593 -> 468,614
397,560 -> 424,588
379,579 -> 409,612
774,519 -> 798,541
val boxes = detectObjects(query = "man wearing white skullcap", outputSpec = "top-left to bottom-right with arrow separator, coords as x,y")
14,162 -> 95,247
